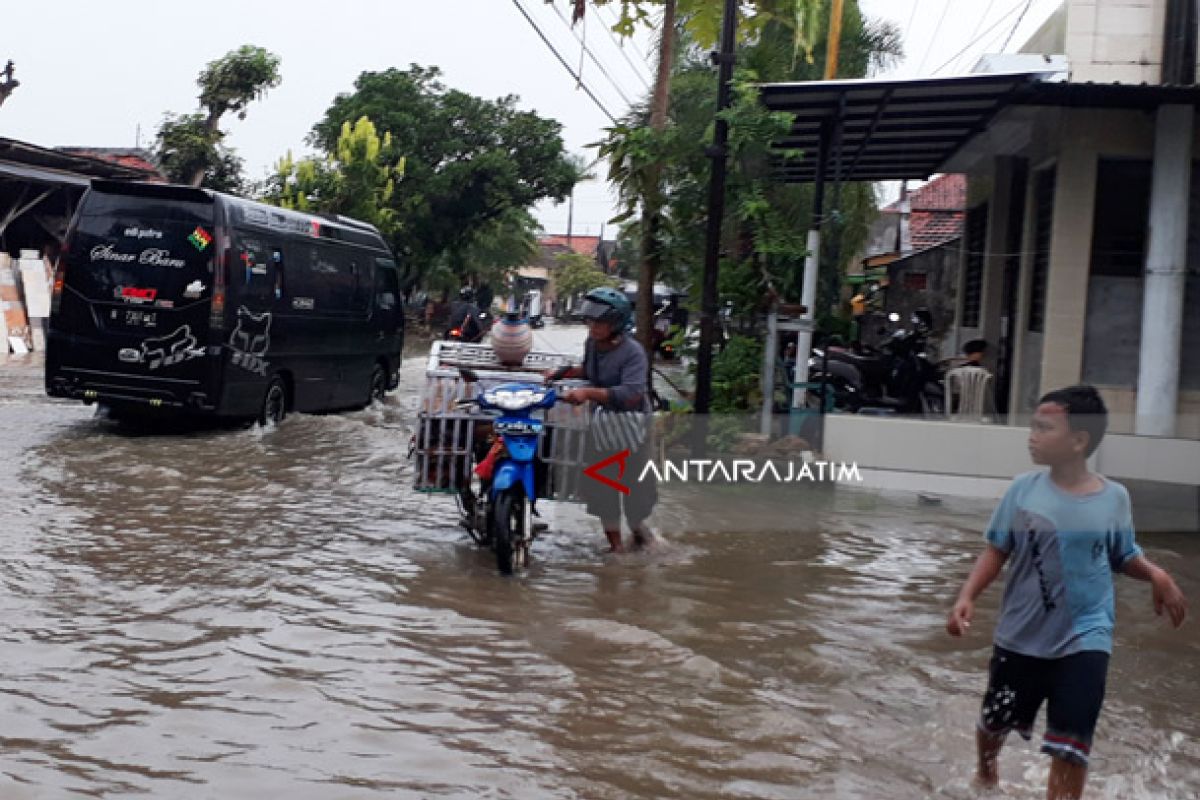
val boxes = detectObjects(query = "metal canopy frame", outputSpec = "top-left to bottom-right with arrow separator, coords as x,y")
761,71 -> 1054,184
760,71 -> 1200,184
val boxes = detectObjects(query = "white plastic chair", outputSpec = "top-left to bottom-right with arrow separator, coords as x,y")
945,366 -> 993,422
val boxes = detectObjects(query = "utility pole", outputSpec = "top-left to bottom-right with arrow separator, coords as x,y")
692,0 -> 738,435
823,0 -> 845,80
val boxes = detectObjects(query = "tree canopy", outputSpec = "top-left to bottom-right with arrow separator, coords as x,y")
309,65 -> 581,287
155,45 -> 281,190
598,1 -> 902,320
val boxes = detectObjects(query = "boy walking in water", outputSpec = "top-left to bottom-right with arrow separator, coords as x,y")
947,385 -> 1187,799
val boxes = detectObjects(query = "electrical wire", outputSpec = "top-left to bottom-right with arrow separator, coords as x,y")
510,0 -> 618,124
1000,0 -> 1037,52
587,1 -> 654,90
596,1 -> 654,68
930,0 -> 1027,75
916,0 -> 952,74
547,1 -> 639,106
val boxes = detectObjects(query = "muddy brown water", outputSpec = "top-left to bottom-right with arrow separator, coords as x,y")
1,329 -> 1197,798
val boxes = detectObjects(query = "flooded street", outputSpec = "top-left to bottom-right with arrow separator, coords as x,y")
1,326 -> 1198,799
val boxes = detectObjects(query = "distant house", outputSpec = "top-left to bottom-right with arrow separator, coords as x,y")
0,137 -> 163,258
854,174 -> 967,354
515,234 -> 617,313
56,147 -> 163,180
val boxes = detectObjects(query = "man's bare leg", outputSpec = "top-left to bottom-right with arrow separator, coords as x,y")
1046,758 -> 1087,800
976,728 -> 1005,787
629,521 -> 655,551
601,518 -> 624,553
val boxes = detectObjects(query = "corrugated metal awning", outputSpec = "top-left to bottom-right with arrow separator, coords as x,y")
760,72 -> 1055,183
760,72 -> 1200,184
0,161 -> 91,187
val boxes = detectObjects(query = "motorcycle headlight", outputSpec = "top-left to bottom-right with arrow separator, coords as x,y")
490,388 -> 545,411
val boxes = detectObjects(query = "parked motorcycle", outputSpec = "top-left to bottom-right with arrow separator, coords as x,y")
807,310 -> 945,416
454,367 -> 561,575
445,311 -> 493,344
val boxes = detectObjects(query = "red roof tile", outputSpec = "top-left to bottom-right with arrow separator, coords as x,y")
909,209 -> 964,250
538,234 -> 601,257
884,173 -> 966,212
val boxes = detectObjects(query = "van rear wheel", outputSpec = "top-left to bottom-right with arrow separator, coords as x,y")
368,363 -> 387,405
259,376 -> 287,426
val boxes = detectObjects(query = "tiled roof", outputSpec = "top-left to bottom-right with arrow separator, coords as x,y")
910,210 -> 964,251
56,147 -> 163,180
539,234 -> 601,257
884,173 -> 966,212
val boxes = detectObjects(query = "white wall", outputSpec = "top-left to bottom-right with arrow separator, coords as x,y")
1065,0 -> 1167,84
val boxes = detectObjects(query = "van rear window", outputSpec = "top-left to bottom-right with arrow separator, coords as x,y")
68,193 -> 216,307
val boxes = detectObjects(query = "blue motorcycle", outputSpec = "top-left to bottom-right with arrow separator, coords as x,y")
456,367 -> 563,574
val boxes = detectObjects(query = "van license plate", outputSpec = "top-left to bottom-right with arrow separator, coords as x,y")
110,308 -> 159,329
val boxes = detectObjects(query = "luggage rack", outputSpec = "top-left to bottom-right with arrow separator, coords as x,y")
412,341 -> 591,501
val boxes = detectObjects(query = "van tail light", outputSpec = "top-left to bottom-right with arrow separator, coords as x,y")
50,256 -> 67,315
210,228 -> 228,331
210,288 -> 226,328
449,328 -> 461,339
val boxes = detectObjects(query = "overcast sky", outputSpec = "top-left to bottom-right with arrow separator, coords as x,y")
2,0 -> 1063,237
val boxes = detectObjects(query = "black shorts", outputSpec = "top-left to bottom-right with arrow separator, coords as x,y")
978,646 -> 1109,767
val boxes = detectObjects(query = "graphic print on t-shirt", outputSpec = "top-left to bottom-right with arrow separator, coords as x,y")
995,508 -> 1075,656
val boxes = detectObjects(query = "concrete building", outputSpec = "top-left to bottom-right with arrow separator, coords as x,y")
515,234 -> 617,315
759,0 -> 1199,529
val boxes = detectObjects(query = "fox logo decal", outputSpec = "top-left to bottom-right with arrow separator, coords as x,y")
140,326 -> 202,370
229,306 -> 272,375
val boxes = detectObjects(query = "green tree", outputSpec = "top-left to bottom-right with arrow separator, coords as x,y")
309,65 -> 580,287
557,0 -> 834,354
155,112 -> 246,194
553,252 -> 618,306
155,45 -> 281,190
602,2 -> 901,323
264,116 -> 403,240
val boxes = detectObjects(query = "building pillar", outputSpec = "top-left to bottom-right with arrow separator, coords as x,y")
1039,141 -> 1097,395
1135,104 -> 1193,437
980,157 -> 1016,373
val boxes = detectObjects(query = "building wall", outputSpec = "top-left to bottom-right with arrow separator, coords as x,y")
884,241 -> 960,360
1020,3 -> 1068,54
961,106 -> 1200,438
1065,0 -> 1168,84
822,414 -> 1200,531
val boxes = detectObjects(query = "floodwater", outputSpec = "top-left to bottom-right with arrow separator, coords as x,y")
1,326 -> 1197,799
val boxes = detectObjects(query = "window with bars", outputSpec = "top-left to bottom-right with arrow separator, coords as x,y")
961,203 -> 988,328
1028,167 -> 1056,332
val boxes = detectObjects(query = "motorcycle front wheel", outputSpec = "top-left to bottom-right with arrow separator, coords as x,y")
492,487 -> 527,575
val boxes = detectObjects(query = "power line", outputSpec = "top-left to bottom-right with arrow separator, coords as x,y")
510,0 -> 618,124
930,0 -> 1028,75
916,0 -> 952,74
546,1 -> 640,106
1000,0 -> 1037,52
596,2 -> 654,69
586,2 -> 654,90
968,0 -> 1000,42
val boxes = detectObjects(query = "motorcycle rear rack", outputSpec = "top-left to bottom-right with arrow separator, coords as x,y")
412,341 -> 591,502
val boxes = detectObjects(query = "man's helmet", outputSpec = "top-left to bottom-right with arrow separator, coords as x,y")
459,286 -> 475,302
578,286 -> 633,332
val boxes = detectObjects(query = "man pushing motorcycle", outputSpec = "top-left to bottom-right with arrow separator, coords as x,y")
545,287 -> 658,553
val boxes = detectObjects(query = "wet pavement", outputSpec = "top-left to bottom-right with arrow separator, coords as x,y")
1,325 -> 1197,798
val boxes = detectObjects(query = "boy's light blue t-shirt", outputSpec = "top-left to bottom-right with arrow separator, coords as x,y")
985,470 -> 1142,658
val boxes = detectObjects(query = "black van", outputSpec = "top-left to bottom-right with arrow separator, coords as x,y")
46,181 -> 405,423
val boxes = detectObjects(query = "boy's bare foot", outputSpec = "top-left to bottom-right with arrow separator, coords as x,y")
971,773 -> 1000,792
